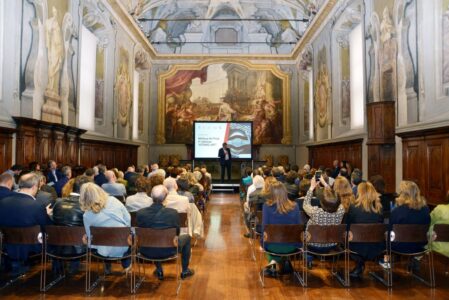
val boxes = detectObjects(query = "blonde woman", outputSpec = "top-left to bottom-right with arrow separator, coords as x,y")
346,182 -> 384,278
390,181 -> 430,254
80,182 -> 131,272
262,181 -> 301,276
333,176 -> 355,211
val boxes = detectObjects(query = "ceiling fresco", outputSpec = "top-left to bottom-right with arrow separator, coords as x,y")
121,0 -> 326,55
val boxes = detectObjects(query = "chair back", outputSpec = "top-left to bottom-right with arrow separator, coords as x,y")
89,227 -> 132,247
130,211 -> 137,227
263,224 -> 304,244
115,195 -> 125,203
45,225 -> 85,246
391,224 -> 429,243
432,224 -> 449,242
135,227 -> 177,248
306,224 -> 346,244
0,225 -> 42,245
179,212 -> 188,228
349,223 -> 387,243
300,211 -> 309,224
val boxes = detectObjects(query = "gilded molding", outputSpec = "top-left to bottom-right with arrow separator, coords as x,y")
156,58 -> 292,145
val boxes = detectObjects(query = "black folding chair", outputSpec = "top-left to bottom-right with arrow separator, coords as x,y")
40,225 -> 86,291
133,227 -> 180,294
259,224 -> 304,287
86,226 -> 133,293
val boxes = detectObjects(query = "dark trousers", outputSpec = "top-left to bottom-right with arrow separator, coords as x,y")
220,160 -> 231,182
152,234 -> 191,272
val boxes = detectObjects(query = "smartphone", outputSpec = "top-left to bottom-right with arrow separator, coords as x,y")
315,170 -> 322,180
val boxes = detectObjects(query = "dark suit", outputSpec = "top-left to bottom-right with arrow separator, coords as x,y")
36,190 -> 54,208
47,170 -> 61,185
54,176 -> 69,197
0,186 -> 14,199
0,192 -> 52,260
218,147 -> 232,181
94,173 -> 108,187
137,203 -> 191,272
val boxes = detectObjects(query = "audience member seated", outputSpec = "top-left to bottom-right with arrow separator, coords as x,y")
102,170 -> 127,198
61,178 -> 75,198
351,168 -> 363,196
193,171 -> 205,192
333,176 -> 355,212
79,182 -> 131,273
177,175 -> 195,203
163,177 -> 190,218
84,168 -> 95,181
54,166 -> 72,197
241,167 -> 253,189
51,175 -> 92,274
295,179 -> 320,211
324,168 -> 335,186
390,181 -> 430,255
370,175 -> 396,217
28,161 -> 41,172
428,191 -> 449,258
35,172 -> 55,208
346,182 -> 384,278
303,176 -> 345,268
136,185 -> 194,280
331,160 -> 340,179
243,175 -> 265,236
124,165 -> 135,181
2,164 -> 23,191
116,170 -> 128,187
0,173 -> 52,276
262,181 -> 301,276
272,166 -> 285,182
46,160 -> 60,186
125,176 -> 153,212
284,171 -> 299,200
148,164 -> 166,179
94,164 -> 108,187
0,172 -> 14,199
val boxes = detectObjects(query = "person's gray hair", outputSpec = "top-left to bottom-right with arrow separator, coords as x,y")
61,165 -> 71,177
151,184 -> 168,203
18,173 -> 40,189
253,175 -> 265,189
163,177 -> 178,191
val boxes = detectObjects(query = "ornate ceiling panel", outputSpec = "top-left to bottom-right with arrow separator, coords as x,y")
120,0 -> 326,55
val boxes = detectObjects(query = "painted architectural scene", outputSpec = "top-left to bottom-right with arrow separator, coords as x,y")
163,63 -> 284,144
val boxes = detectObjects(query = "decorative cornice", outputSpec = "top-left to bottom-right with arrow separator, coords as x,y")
105,0 -> 338,61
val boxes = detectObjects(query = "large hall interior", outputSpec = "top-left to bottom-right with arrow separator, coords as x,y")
0,0 -> 449,299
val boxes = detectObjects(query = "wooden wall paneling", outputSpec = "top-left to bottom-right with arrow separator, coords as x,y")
52,127 -> 66,163
19,126 -> 37,166
66,129 -> 79,166
80,144 -> 93,169
0,129 -> 14,173
426,137 -> 447,202
308,139 -> 363,170
399,127 -> 449,205
37,126 -> 53,165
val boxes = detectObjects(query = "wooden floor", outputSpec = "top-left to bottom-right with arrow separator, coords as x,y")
1,193 -> 449,299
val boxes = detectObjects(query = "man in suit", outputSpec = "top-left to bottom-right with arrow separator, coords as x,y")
47,160 -> 60,186
0,173 -> 53,275
0,172 -> 14,199
218,142 -> 232,182
2,164 -> 23,191
54,165 -> 72,197
136,185 -> 194,280
94,164 -> 108,187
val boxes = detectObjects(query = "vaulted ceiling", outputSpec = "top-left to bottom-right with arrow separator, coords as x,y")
120,0 -> 326,55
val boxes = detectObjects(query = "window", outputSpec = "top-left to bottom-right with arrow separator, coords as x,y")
78,25 -> 97,130
349,23 -> 364,129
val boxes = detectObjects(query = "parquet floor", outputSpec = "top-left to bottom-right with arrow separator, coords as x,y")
1,193 -> 448,299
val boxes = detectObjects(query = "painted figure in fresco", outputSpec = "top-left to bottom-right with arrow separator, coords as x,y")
45,6 -> 64,96
218,99 -> 236,121
116,64 -> 132,126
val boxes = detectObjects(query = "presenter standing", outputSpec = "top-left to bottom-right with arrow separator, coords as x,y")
218,143 -> 232,182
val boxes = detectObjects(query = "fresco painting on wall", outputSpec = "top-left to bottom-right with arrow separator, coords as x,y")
138,80 -> 144,133
340,46 -> 350,124
95,46 -> 104,120
443,3 -> 449,94
163,63 -> 284,144
115,47 -> 132,127
315,47 -> 330,129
